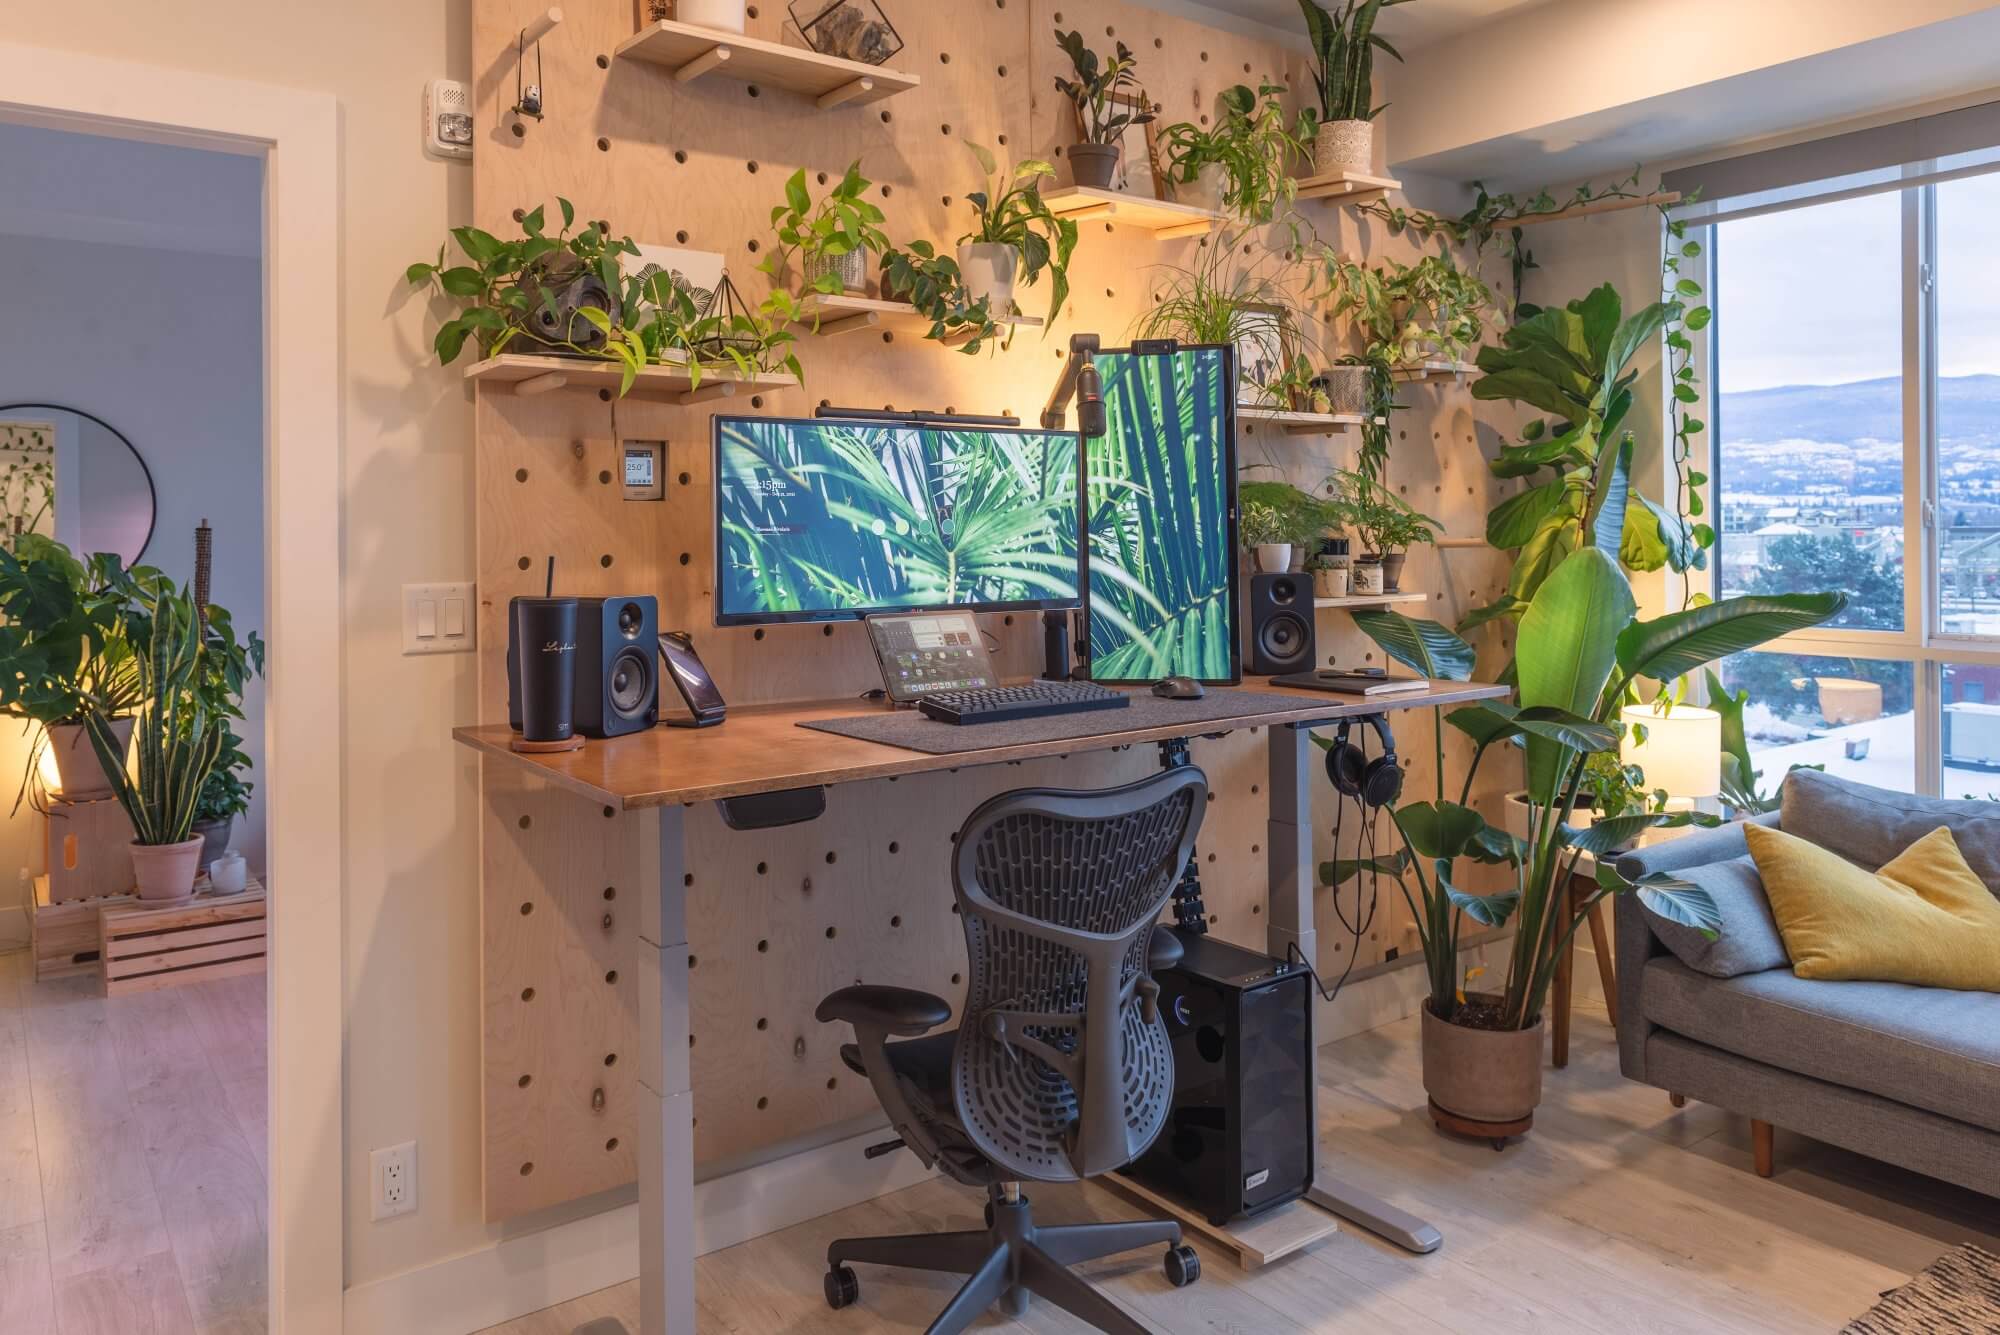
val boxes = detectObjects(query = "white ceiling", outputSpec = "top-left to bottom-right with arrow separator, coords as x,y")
0,120 -> 263,258
1180,0 -> 1551,51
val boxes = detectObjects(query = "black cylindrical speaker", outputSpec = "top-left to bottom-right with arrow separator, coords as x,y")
513,597 -> 579,742
1041,608 -> 1072,681
1247,573 -> 1314,676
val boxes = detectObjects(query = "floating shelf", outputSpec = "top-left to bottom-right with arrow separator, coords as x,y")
794,293 -> 1043,342
1505,190 -> 1682,228
1041,187 -> 1222,240
614,19 -> 920,109
1294,169 -> 1400,206
1313,591 -> 1428,609
1237,404 -> 1379,435
462,353 -> 793,405
1392,360 -> 1480,384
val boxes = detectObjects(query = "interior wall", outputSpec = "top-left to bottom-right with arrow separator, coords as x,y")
0,228 -> 268,884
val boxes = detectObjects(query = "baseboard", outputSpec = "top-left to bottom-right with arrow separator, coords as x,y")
341,1124 -> 936,1335
1315,937 -> 1512,1042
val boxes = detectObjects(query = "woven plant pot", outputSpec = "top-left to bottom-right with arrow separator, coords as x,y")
1314,119 -> 1374,175
803,247 -> 869,295
1314,366 -> 1370,416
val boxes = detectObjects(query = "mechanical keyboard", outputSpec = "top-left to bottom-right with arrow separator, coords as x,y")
916,680 -> 1131,725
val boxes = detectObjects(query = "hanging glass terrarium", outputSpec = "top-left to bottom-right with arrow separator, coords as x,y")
696,270 -> 763,361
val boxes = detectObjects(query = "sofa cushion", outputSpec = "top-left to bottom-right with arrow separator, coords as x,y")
1640,853 -> 1790,978
1782,769 -> 2000,892
1641,956 -> 2000,1133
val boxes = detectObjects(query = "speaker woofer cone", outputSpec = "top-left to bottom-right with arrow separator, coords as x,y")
608,647 -> 654,717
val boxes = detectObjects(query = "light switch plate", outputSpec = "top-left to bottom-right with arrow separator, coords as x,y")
403,581 -> 475,655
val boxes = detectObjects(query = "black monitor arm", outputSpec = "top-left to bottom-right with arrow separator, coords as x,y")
1041,333 -> 1105,438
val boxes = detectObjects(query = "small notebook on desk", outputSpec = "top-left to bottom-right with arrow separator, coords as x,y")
1270,670 -> 1433,697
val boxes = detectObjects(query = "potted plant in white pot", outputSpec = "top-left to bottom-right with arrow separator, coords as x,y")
1240,501 -> 1292,575
1332,556 -> 1844,1142
84,569 -> 246,902
0,535 -> 142,806
955,143 -> 1077,322
1297,0 -> 1408,176
1052,28 -> 1153,191
1159,81 -> 1315,221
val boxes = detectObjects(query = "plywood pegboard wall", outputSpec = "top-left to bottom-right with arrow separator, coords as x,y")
467,0 -> 1519,1221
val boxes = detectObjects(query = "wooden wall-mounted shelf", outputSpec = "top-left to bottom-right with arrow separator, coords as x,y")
614,20 -> 921,109
1295,169 -> 1400,206
1392,360 -> 1480,384
795,293 -> 1043,341
1313,591 -> 1427,609
1237,404 -> 1378,435
1505,191 -> 1682,228
1041,186 -> 1221,239
463,353 -> 793,405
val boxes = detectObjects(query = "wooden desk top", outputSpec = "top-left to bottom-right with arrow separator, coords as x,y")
453,679 -> 1511,810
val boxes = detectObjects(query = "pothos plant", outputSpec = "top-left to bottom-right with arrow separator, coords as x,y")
1159,81 -> 1314,223
959,143 -> 1078,326
1320,251 -> 1490,369
760,160 -> 889,306
878,243 -> 1005,355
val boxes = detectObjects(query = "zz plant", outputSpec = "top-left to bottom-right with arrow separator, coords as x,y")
1052,29 -> 1152,145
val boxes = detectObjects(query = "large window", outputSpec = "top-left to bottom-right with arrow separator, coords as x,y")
1703,169 -> 2000,796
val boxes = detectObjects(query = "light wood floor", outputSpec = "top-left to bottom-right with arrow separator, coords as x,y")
485,999 -> 2000,1335
0,945 -> 267,1335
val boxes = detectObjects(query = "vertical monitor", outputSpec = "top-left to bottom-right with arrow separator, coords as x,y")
714,417 -> 1082,625
1082,345 -> 1239,683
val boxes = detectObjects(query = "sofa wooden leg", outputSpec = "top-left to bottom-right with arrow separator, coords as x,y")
1668,1092 -> 1687,1109
1751,1119 -> 1774,1177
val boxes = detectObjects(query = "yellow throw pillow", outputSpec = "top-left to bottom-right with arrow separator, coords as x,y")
1744,823 -> 2000,992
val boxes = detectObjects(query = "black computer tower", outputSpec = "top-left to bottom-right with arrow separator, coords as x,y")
1129,931 -> 1315,1226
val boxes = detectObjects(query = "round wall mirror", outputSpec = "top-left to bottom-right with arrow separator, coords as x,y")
0,404 -> 157,566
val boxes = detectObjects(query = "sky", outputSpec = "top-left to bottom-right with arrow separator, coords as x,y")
1714,171 -> 2000,393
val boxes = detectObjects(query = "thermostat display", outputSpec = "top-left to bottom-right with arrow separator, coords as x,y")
622,440 -> 665,501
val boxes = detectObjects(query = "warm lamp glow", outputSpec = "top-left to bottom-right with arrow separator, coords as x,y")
36,736 -> 62,795
1620,703 -> 1721,800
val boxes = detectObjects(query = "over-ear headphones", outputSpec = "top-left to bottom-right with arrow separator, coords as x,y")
1326,714 -> 1402,809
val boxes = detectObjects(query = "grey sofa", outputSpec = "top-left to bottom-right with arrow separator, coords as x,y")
1614,769 -> 2000,1197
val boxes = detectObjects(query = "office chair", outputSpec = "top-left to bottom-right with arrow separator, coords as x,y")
815,766 -> 1208,1334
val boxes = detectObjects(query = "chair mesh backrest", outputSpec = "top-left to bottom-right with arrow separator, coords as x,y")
950,767 -> 1206,1182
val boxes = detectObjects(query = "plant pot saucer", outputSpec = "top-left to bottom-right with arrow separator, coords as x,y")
1427,1098 -> 1532,1149
135,889 -> 202,910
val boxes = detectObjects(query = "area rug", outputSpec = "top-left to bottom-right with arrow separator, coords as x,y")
1842,1245 -> 2000,1333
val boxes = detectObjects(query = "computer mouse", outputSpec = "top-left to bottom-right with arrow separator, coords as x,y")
1152,675 -> 1206,700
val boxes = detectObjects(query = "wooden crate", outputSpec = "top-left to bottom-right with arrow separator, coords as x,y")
97,878 -> 266,997
29,873 -> 131,981
43,795 -> 137,903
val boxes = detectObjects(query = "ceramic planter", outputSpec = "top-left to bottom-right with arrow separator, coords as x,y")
673,0 -> 746,32
45,718 -> 131,800
1068,142 -> 1122,190
1382,551 -> 1407,592
194,815 -> 232,870
1314,119 -> 1374,176
1183,162 -> 1228,211
1254,543 -> 1293,574
1311,565 -> 1350,599
131,836 -> 204,903
1314,365 -> 1370,416
1421,996 -> 1545,1129
956,242 -> 1019,313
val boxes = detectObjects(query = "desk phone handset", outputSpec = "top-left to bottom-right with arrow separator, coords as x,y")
657,631 -> 726,728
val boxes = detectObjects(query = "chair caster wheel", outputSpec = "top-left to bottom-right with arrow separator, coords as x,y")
824,1264 -> 859,1310
1165,1244 -> 1200,1288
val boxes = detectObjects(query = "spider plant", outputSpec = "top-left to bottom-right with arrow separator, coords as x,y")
716,420 -> 1082,615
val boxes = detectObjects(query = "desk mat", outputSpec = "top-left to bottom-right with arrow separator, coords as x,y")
797,689 -> 1318,755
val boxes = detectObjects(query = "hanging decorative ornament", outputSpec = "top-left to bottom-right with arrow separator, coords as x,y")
696,270 -> 763,361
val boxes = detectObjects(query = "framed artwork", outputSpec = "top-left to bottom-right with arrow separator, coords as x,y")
1108,90 -> 1164,198
1235,304 -> 1287,403
628,243 -> 724,315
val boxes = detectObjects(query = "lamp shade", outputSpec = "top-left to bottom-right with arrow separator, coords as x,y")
1620,704 -> 1722,800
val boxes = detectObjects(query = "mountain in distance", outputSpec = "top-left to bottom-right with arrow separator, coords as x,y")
1719,373 -> 2000,513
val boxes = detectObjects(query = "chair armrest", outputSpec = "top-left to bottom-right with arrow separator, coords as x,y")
1147,925 -> 1184,973
1614,810 -> 1779,880
816,985 -> 952,1037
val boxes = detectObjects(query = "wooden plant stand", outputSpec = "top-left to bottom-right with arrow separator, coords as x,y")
97,878 -> 267,996
1428,1098 -> 1533,1150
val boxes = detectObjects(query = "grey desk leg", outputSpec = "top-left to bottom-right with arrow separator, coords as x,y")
1267,723 -> 1444,1257
588,805 -> 696,1334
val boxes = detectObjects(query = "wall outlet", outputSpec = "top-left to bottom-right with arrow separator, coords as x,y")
371,1141 -> 418,1220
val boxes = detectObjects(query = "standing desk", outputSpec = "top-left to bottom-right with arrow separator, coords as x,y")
455,678 -> 1509,1334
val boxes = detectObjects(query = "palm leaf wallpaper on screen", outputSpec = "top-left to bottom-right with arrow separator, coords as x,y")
1083,348 -> 1238,680
716,420 -> 1081,620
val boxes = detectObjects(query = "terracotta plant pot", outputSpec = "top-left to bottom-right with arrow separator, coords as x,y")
1067,142 -> 1122,190
130,836 -> 205,902
955,242 -> 1019,313
1314,119 -> 1374,175
1381,551 -> 1407,592
45,718 -> 132,800
1421,995 -> 1544,1128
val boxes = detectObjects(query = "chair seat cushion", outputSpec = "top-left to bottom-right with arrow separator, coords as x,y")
1642,956 -> 2000,1132
842,1030 -> 960,1109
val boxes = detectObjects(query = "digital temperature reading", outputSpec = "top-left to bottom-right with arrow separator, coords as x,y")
622,440 -> 665,501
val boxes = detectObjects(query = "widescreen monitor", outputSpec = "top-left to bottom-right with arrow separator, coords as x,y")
714,416 -> 1083,625
1081,345 -> 1239,683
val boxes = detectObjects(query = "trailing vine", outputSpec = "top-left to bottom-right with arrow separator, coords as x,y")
1659,199 -> 1714,608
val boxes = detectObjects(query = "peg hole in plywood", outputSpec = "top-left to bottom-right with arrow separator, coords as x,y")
597,137 -> 610,152
599,470 -> 612,484
600,554 -> 614,568
606,1138 -> 619,1152
605,1053 -> 618,1066
521,987 -> 535,1002
757,939 -> 768,953
516,557 -> 531,571
757,1097 -> 769,1110
825,926 -> 837,940
757,1017 -> 768,1030
676,230 -> 688,244
520,1162 -> 533,1176
519,902 -> 533,917
747,85 -> 761,98
596,53 -> 609,69
605,970 -> 618,985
